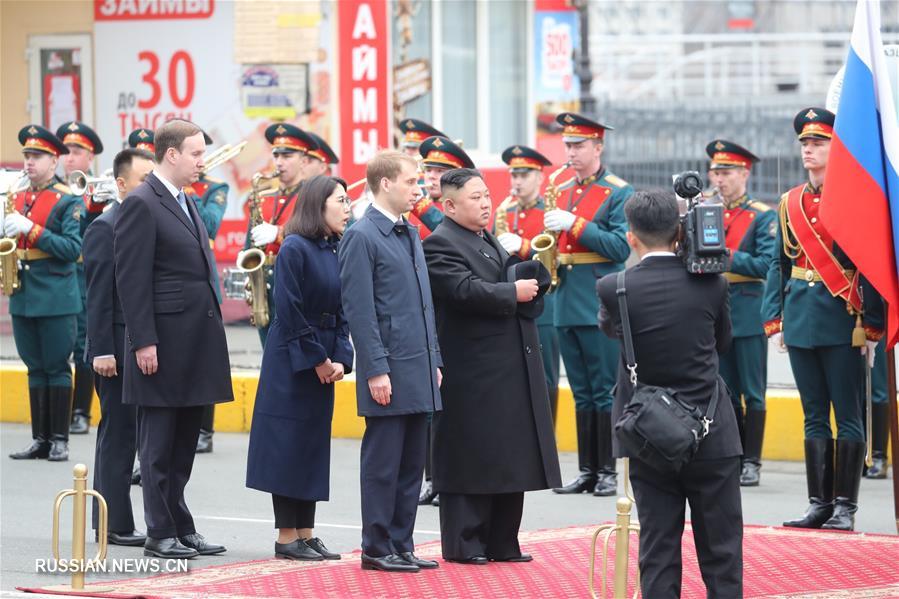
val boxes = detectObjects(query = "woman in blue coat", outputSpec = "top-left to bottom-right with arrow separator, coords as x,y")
246,175 -> 354,561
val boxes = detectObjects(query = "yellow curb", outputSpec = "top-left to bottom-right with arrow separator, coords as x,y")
0,366 -> 876,462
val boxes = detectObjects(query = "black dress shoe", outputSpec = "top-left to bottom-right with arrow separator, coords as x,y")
418,481 -> 437,505
144,537 -> 198,558
305,537 -> 340,560
109,530 -> 147,546
399,552 -> 438,569
69,413 -> 90,435
9,440 -> 50,460
593,474 -> 617,497
445,556 -> 488,565
195,430 -> 213,454
275,540 -> 324,561
47,440 -> 69,462
490,553 -> 533,563
361,553 -> 420,572
179,533 -> 226,555
431,494 -> 440,507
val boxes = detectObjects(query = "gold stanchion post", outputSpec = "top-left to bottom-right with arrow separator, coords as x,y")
589,458 -> 641,599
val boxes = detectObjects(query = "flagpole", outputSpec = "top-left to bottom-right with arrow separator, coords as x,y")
886,348 -> 899,534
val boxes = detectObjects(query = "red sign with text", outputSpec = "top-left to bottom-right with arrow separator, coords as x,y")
95,0 -> 214,21
337,0 -> 391,186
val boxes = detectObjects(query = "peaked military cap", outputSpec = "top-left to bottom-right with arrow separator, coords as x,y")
419,136 -> 475,169
18,124 -> 69,156
398,118 -> 447,149
264,123 -> 315,154
501,145 -> 553,172
307,132 -> 339,164
705,140 -> 759,170
793,107 -> 835,140
56,121 -> 103,154
128,128 -> 155,153
556,112 -> 613,143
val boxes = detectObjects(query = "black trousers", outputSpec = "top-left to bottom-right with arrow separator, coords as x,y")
272,494 -> 316,529
360,413 -> 428,557
439,492 -> 524,560
629,456 -> 743,599
92,370 -> 138,533
138,405 -> 204,539
200,404 -> 215,433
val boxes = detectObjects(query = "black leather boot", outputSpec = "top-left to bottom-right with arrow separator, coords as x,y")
822,440 -> 865,531
740,410 -> 766,487
554,411 -> 597,494
865,402 -> 889,479
784,438 -> 834,528
48,387 -> 72,462
593,411 -> 617,496
10,387 -> 50,459
69,364 -> 94,434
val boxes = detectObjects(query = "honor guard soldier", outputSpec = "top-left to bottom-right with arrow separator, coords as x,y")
398,118 -> 446,201
763,107 -> 883,531
549,113 -> 633,498
706,140 -> 776,487
495,145 -> 561,421
306,132 -> 339,178
247,123 -> 316,346
184,131 -> 228,455
56,121 -> 105,436
7,125 -> 84,462
128,128 -> 156,153
413,136 -> 474,240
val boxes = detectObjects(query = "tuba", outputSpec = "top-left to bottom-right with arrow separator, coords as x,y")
531,162 -> 572,291
0,170 -> 28,296
493,189 -> 518,236
235,170 -> 280,329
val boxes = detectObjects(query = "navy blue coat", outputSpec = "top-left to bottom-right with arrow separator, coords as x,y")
338,205 -> 443,417
246,234 -> 354,501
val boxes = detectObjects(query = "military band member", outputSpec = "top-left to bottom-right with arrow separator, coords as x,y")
548,113 -> 632,498
128,128 -> 156,154
706,140 -> 776,487
7,125 -> 83,462
495,145 -> 561,422
247,123 -> 316,346
306,132 -> 339,178
56,121 -> 105,436
398,118 -> 446,206
413,136 -> 474,241
763,107 -> 883,531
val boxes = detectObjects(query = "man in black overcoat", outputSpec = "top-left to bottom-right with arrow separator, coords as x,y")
114,120 -> 233,559
423,168 -> 562,564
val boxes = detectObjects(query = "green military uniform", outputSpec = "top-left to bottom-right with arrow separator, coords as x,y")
8,125 -> 83,462
57,121 -> 106,435
763,107 -> 883,532
705,139 -> 777,487
550,113 -> 632,498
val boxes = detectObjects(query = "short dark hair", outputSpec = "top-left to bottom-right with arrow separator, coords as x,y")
439,168 -> 483,194
112,148 -> 154,179
283,175 -> 348,240
624,189 -> 681,247
153,119 -> 203,162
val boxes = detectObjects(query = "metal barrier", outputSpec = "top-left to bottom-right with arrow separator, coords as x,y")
589,458 -> 641,599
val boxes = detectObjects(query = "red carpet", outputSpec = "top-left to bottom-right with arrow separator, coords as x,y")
18,525 -> 899,598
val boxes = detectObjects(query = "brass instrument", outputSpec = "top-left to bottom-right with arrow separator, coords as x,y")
0,170 -> 28,296
589,459 -> 640,598
202,141 -> 248,174
68,169 -> 118,203
493,189 -> 518,236
234,170 -> 281,328
532,161 -> 572,291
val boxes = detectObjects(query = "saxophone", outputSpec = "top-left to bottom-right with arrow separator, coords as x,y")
532,162 -> 571,291
235,170 -> 280,329
493,189 -> 518,236
0,171 -> 27,296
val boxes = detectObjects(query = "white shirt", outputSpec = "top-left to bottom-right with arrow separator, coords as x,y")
641,251 -> 676,261
152,169 -> 180,199
371,200 -> 401,224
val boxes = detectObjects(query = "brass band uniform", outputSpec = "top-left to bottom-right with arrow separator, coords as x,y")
399,119 -> 448,238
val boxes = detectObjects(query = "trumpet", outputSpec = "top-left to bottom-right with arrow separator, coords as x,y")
202,141 -> 248,174
68,170 -> 118,202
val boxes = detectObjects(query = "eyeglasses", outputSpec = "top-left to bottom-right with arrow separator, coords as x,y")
330,197 -> 352,208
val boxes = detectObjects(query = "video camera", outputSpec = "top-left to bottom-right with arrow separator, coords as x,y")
673,171 -> 729,274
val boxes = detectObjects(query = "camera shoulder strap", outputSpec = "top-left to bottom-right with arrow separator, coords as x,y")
615,270 -> 638,387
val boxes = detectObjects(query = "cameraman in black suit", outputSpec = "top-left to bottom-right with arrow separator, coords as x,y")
596,189 -> 742,598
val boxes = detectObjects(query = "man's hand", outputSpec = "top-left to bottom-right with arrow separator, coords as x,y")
251,222 -> 279,246
862,340 -> 878,369
770,332 -> 787,354
515,278 -> 539,302
437,368 -> 443,388
328,362 -> 346,383
314,359 -> 336,384
135,345 -> 158,375
497,233 -> 523,254
543,209 -> 576,232
93,356 -> 117,378
368,373 -> 392,406
4,213 -> 34,237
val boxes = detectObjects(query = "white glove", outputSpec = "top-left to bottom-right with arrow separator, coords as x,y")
498,232 -> 523,254
4,213 -> 34,237
862,339 -> 877,369
251,222 -> 279,246
544,209 -> 577,232
770,332 -> 788,354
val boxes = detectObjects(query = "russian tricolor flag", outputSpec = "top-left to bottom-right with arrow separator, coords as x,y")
820,0 -> 899,348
